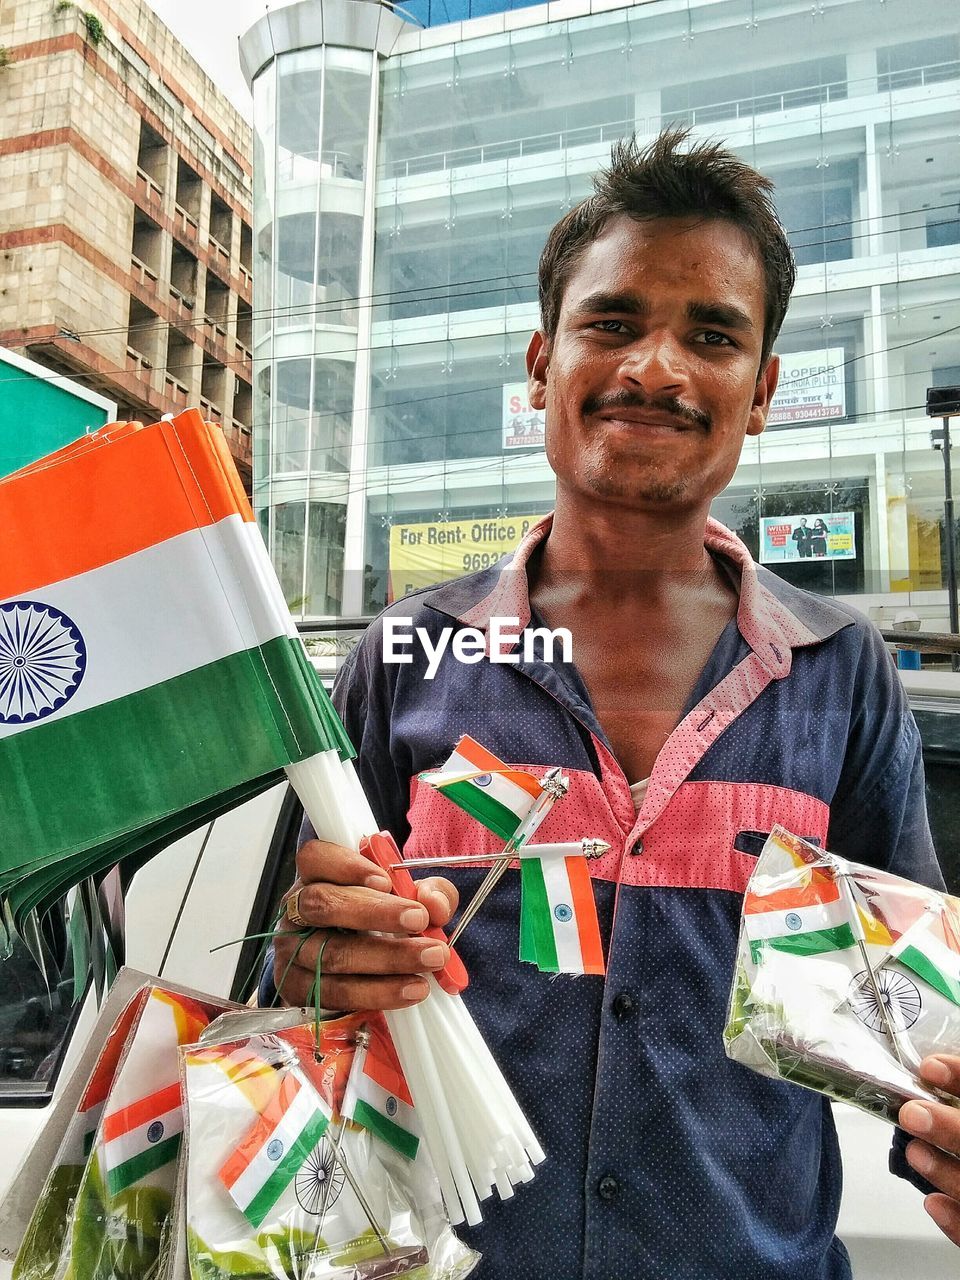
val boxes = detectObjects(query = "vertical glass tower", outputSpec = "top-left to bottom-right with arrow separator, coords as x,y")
243,0 -> 960,624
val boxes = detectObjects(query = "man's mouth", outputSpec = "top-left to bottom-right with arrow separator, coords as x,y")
583,394 -> 711,433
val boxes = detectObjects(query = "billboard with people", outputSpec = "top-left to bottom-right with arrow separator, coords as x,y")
760,512 -> 856,563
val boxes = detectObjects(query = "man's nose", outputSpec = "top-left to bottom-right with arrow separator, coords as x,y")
617,332 -> 687,395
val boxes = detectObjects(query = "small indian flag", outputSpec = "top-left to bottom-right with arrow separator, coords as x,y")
101,1081 -> 183,1197
342,1030 -> 419,1161
889,916 -> 960,1006
419,735 -> 543,840
744,871 -> 856,962
219,1071 -> 331,1229
518,847 -> 605,975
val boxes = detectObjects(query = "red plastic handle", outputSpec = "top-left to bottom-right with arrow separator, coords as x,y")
359,832 -> 468,995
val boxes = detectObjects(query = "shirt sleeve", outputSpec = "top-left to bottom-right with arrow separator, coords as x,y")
824,620 -> 944,1191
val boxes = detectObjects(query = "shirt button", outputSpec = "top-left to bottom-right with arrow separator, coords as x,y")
630,838 -> 644,856
611,991 -> 635,1021
597,1174 -> 621,1201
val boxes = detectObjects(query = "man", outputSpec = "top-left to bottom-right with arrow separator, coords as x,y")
268,131 -> 960,1275
792,516 -> 812,558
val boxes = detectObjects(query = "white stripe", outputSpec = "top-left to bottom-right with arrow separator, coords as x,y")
744,895 -> 849,942
102,1104 -> 183,1173
227,1084 -> 325,1211
539,855 -> 584,973
0,516 -> 294,741
343,1044 -> 417,1136
443,749 -> 538,820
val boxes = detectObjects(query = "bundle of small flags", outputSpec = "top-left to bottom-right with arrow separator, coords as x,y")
182,1014 -> 473,1277
11,981 -> 230,1280
419,735 -> 606,976
726,826 -> 960,1121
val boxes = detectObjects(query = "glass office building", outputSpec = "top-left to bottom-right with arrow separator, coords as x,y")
240,0 -> 960,622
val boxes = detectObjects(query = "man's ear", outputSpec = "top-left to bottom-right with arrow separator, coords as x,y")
747,354 -> 779,438
526,330 -> 550,411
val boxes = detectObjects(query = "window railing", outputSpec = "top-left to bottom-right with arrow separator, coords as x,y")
878,57 -> 960,93
135,167 -> 163,203
277,149 -> 365,185
130,255 -> 158,287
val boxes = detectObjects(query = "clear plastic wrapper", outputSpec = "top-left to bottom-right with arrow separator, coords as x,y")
725,825 -> 960,1121
181,1011 -> 479,1280
13,982 -> 230,1280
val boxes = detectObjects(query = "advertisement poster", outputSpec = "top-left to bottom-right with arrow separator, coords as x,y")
760,512 -> 856,563
769,349 -> 846,425
389,513 -> 547,600
502,384 -> 546,451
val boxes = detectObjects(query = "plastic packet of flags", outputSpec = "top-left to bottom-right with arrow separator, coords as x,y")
725,826 -> 960,1121
180,1011 -> 479,1280
9,977 -> 232,1280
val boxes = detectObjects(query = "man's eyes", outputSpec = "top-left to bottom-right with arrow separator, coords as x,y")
585,319 -> 736,347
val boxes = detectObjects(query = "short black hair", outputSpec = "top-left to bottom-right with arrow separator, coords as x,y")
538,128 -> 796,368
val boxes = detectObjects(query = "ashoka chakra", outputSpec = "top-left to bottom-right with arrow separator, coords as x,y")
0,600 -> 86,725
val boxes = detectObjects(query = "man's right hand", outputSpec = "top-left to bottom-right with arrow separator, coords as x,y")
271,838 -> 459,1011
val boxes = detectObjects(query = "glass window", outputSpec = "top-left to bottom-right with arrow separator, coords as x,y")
304,501 -> 347,618
662,57 -> 847,128
877,35 -> 960,92
322,56 -> 371,182
275,500 -> 306,611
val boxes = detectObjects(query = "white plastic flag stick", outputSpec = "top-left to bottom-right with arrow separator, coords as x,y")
390,838 -> 610,870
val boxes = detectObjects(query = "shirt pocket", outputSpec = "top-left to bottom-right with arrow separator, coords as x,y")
621,780 -> 830,893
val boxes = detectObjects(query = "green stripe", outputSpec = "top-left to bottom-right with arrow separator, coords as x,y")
244,1111 -> 329,1229
439,780 -> 520,842
106,1133 -> 180,1197
519,857 -> 559,971
749,922 -> 856,965
519,861 -> 537,964
353,1097 -> 419,1161
0,637 -> 341,884
899,944 -> 960,1006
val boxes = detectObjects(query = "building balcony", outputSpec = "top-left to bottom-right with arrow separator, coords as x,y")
199,395 -> 223,422
135,168 -> 164,208
174,204 -> 199,243
163,374 -> 190,407
209,235 -> 231,271
130,255 -> 159,290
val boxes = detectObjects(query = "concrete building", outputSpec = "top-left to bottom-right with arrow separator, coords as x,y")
241,0 -> 960,620
0,0 -> 255,487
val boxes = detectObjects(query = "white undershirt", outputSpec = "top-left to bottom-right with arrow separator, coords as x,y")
629,777 -> 650,812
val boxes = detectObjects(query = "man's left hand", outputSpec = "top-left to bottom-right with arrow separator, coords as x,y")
900,1055 -> 960,1246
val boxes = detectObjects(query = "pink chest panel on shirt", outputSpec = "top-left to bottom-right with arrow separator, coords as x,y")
402,767 -> 829,896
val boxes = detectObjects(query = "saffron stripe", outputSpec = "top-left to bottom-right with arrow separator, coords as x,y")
744,871 -> 839,915
352,1098 -> 419,1161
105,1133 -> 181,1197
242,1111 -> 330,1229
565,856 -> 605,975
0,410 -> 250,601
102,1082 -> 181,1142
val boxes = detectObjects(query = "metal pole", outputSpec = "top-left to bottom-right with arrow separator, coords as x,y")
942,413 -> 960,672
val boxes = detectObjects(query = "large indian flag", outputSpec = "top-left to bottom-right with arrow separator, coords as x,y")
219,1071 -> 332,1229
0,411 -> 347,909
744,869 -> 857,963
419,735 -> 543,840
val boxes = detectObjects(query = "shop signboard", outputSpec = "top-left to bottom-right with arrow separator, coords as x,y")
388,513 -> 548,600
768,349 -> 846,425
502,384 -> 545,450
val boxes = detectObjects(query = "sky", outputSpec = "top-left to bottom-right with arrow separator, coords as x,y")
145,0 -> 266,116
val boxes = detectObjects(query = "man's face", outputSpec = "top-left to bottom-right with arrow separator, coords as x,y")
526,215 -> 780,514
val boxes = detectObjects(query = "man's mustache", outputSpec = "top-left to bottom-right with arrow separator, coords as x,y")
582,391 -> 711,431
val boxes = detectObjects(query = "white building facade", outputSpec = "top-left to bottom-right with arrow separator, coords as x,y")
240,0 -> 960,622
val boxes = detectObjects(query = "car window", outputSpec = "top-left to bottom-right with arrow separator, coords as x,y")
0,905 -> 80,1102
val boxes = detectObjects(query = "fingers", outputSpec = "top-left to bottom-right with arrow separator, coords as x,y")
416,876 -> 459,927
297,839 -> 393,893
286,880 -> 430,934
901,1073 -> 960,1246
272,927 -> 446,1012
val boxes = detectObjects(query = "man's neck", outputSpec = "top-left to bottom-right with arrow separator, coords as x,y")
535,489 -> 717,599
